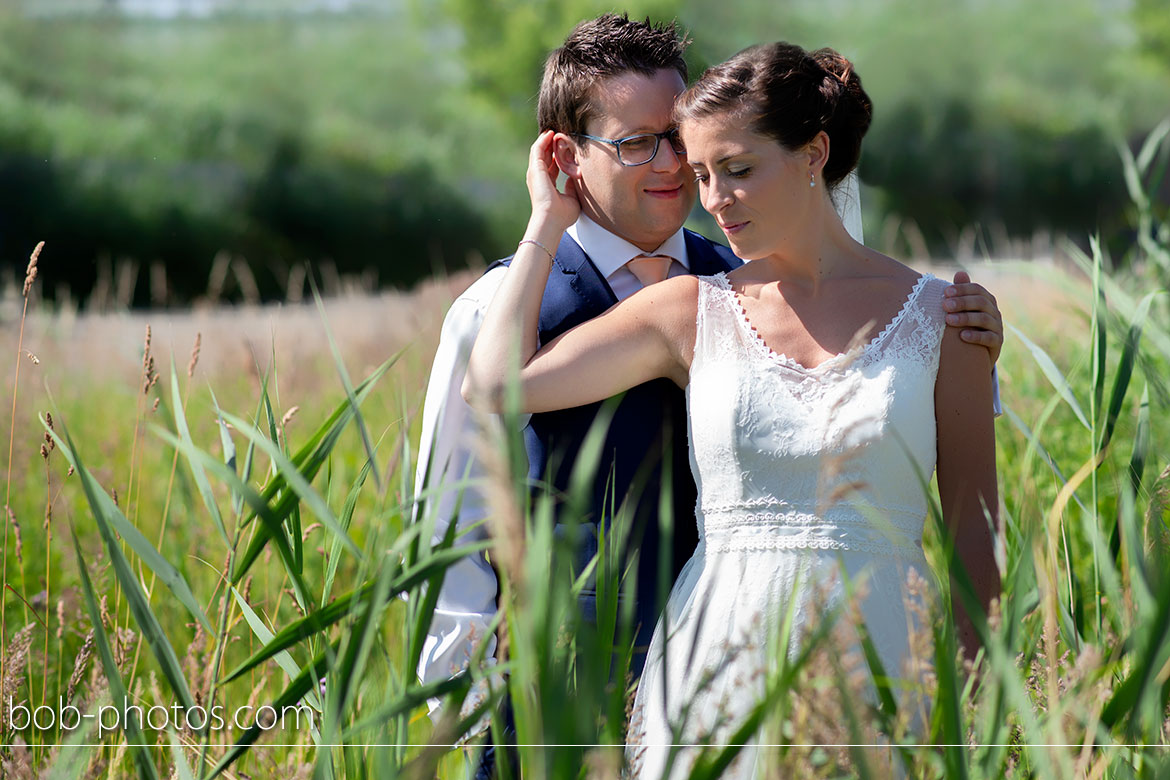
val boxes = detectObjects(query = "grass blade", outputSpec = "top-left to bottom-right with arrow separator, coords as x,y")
44,420 -> 214,633
1099,567 -> 1170,736
231,586 -> 322,711
218,408 -> 362,560
221,535 -> 488,684
167,728 -> 197,780
68,521 -> 161,780
1007,323 -> 1090,430
47,420 -> 199,712
231,352 -> 398,581
324,457 -> 372,604
169,361 -> 230,546
208,640 -> 340,779
311,277 -> 382,493
153,425 -> 319,613
1099,291 -> 1156,453
1136,117 -> 1170,175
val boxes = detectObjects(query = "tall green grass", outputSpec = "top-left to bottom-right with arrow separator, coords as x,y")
0,128 -> 1168,777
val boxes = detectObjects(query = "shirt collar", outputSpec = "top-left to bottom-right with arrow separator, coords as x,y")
566,213 -> 689,279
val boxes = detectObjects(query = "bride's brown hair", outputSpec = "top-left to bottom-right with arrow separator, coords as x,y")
674,42 -> 872,188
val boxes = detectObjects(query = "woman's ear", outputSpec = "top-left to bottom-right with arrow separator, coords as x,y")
808,131 -> 831,176
552,133 -> 581,179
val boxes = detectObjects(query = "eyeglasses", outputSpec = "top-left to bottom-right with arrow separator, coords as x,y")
572,128 -> 687,166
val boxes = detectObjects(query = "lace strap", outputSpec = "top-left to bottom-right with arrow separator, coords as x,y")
869,274 -> 949,373
692,272 -> 748,372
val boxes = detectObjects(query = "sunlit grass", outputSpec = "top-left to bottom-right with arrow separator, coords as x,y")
0,125 -> 1167,778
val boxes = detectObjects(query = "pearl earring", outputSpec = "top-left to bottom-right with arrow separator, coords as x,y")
809,171 -> 816,188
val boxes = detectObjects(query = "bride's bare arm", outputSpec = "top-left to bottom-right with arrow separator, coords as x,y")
462,130 -> 695,414
934,327 -> 1000,661
464,275 -> 697,414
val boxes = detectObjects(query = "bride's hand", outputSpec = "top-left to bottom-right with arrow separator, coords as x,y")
526,130 -> 580,235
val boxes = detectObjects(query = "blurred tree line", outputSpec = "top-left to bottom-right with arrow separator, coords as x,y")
0,0 -> 1167,307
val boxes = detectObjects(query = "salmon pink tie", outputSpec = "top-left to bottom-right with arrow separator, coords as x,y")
626,254 -> 673,288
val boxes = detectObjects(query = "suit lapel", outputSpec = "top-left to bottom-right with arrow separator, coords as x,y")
684,229 -> 741,276
539,234 -> 618,335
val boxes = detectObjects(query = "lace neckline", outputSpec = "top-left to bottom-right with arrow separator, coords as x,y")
711,271 -> 933,375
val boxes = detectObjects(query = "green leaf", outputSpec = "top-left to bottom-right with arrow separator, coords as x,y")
324,457 -> 372,604
1100,566 -> 1170,736
321,551 -> 398,742
48,421 -> 199,713
1099,291 -> 1156,453
1007,323 -> 1090,429
44,418 -> 213,633
341,672 -> 478,739
222,536 -> 487,684
153,425 -> 319,613
68,522 -> 161,780
231,353 -> 398,582
166,729 -> 197,780
230,587 -> 322,711
207,388 -> 243,516
169,361 -> 230,546
311,278 -> 382,493
208,641 -> 339,779
221,579 -> 381,685
1136,116 -> 1170,175
1129,384 -> 1151,499
1118,137 -> 1149,211
218,408 -> 362,560
1090,235 -> 1107,432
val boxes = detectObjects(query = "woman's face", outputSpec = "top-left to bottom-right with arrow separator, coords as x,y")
681,114 -> 819,261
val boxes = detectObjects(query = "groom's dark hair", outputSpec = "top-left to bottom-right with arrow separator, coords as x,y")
538,13 -> 689,136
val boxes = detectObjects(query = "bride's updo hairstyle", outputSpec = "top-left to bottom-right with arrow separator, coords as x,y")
674,42 -> 872,189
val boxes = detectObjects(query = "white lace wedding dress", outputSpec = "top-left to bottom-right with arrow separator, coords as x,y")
627,271 -> 950,778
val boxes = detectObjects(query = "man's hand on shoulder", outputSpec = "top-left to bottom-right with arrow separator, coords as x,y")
944,270 -> 1003,366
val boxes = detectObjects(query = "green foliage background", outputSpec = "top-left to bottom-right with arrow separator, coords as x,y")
0,0 -> 1168,303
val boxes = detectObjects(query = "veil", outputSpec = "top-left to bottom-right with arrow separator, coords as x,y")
835,170 -> 864,243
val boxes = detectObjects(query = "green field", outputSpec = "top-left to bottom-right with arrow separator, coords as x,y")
1,2 -> 1169,777
2,220 -> 1170,777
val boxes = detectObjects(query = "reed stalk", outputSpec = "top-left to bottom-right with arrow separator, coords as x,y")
3,242 -> 43,709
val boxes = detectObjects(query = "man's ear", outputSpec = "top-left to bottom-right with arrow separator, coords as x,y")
552,133 -> 582,179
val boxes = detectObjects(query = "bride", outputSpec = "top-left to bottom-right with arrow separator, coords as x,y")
463,41 -> 998,777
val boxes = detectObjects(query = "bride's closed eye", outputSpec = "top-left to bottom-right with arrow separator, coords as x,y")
689,165 -> 751,185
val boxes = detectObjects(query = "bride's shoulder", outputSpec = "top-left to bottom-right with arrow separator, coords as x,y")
857,249 -> 921,285
637,273 -> 733,301
623,274 -> 703,317
855,252 -> 948,300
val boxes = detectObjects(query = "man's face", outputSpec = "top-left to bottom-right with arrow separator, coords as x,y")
566,69 -> 695,252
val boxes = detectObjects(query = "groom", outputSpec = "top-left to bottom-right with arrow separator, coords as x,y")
415,10 -> 1003,741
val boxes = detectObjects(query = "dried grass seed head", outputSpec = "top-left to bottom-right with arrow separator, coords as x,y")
0,623 -> 36,722
188,332 -> 202,378
66,629 -> 95,705
23,241 -> 43,297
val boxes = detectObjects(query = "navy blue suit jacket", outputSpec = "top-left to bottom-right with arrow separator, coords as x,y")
493,229 -> 741,666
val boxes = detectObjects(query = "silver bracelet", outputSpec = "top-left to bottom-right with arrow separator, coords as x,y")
518,238 -> 555,262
